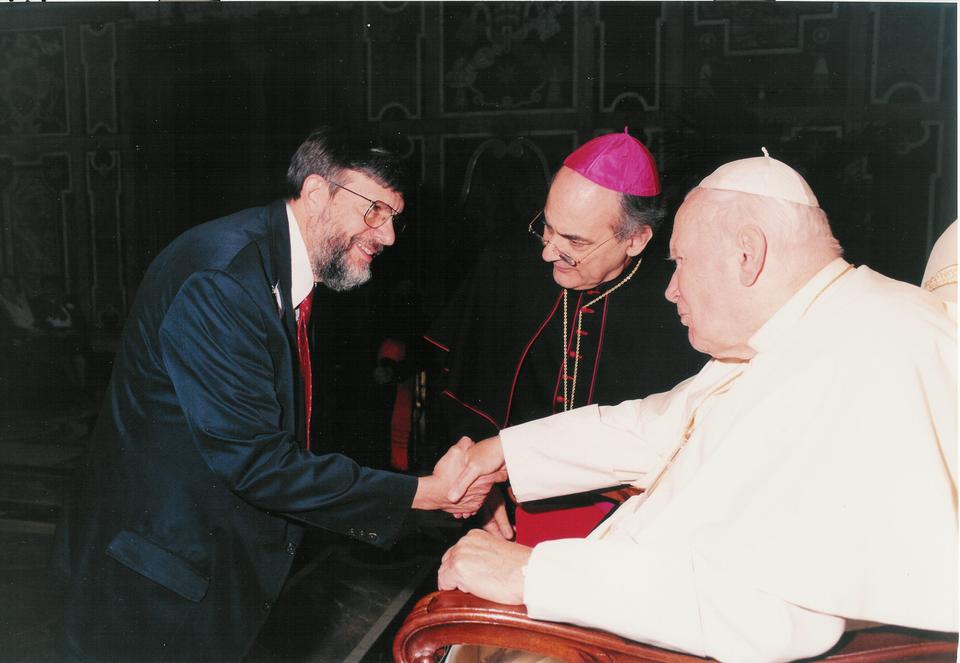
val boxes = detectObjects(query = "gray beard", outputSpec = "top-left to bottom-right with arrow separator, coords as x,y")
314,233 -> 372,292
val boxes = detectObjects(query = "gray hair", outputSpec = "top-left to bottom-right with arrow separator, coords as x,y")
285,126 -> 405,199
617,193 -> 665,237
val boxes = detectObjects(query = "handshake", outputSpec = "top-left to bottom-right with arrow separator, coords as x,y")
412,436 -> 508,521
413,436 -> 531,606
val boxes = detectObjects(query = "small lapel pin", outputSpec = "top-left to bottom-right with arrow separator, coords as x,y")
271,282 -> 283,318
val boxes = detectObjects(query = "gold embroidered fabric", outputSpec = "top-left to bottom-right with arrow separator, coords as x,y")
923,264 -> 957,293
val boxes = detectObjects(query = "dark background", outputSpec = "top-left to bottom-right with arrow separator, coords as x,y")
1,0 -> 956,465
0,0 -> 956,471
1,1 -> 955,328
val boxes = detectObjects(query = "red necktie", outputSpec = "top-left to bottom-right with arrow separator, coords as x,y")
296,290 -> 314,451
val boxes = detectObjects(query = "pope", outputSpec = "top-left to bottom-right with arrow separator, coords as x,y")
439,151 -> 957,663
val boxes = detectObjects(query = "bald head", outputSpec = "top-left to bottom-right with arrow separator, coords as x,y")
665,166 -> 842,360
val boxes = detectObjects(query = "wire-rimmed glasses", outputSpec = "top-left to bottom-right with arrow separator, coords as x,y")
328,180 -> 405,233
527,210 -> 621,267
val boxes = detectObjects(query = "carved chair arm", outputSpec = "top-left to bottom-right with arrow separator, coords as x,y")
394,590 -> 715,663
393,590 -> 958,663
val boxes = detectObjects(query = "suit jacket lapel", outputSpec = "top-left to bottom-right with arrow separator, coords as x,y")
258,200 -> 308,448
265,200 -> 297,342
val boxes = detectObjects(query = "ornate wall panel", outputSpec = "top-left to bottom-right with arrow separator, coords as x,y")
365,2 -> 424,120
86,149 -> 124,328
441,2 -> 577,113
0,28 -> 69,135
443,132 -> 572,217
81,22 -> 117,134
0,154 -> 71,280
687,3 -> 847,111
864,121 -> 945,279
870,4 -> 946,104
436,131 -> 574,278
0,1 -> 954,325
694,3 -> 837,55
595,3 -> 663,112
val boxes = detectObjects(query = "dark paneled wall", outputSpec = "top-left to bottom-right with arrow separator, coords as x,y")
1,1 -> 955,335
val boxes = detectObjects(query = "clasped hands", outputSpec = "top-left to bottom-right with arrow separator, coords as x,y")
413,436 -> 508,516
427,436 -> 533,605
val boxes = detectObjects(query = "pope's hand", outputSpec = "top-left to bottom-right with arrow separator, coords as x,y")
413,438 -> 506,515
478,487 -> 514,540
447,436 -> 506,502
438,529 -> 531,605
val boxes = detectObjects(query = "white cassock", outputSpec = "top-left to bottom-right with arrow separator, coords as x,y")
498,258 -> 956,663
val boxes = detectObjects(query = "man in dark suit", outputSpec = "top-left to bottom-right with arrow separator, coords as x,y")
57,128 -> 498,662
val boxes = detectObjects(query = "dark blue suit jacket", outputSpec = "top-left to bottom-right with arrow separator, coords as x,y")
59,201 -> 418,661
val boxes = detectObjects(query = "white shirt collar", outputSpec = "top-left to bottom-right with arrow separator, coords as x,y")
286,203 -> 314,308
748,258 -> 852,354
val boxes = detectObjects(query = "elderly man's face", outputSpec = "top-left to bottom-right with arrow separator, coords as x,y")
540,167 -> 644,291
304,170 -> 403,291
665,192 -> 747,359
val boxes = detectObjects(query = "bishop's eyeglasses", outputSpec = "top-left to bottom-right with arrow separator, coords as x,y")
527,210 -> 622,268
328,180 -> 406,234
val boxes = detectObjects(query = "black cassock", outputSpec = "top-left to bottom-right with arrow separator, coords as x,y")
426,238 -> 704,544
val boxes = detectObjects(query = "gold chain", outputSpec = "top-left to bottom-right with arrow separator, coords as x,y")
562,258 -> 643,411
923,264 -> 957,293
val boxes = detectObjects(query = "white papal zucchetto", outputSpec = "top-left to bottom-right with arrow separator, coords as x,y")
698,147 -> 820,207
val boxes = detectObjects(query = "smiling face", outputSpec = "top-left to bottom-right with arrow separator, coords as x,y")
301,169 -> 403,291
541,167 -> 650,291
665,190 -> 753,359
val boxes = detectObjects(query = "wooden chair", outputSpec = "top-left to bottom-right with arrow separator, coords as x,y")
393,590 -> 958,663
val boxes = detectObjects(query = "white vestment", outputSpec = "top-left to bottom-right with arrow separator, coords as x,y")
500,259 -> 957,663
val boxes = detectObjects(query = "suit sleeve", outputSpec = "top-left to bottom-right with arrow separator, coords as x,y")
158,270 -> 417,547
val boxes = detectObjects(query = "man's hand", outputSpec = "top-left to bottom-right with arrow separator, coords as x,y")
447,436 -> 506,502
438,529 -> 531,605
477,487 -> 514,540
413,438 -> 506,515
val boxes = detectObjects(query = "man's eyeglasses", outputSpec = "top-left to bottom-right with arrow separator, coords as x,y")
328,180 -> 405,234
527,210 -> 621,268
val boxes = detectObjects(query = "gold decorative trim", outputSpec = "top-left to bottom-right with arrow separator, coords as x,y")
923,264 -> 958,292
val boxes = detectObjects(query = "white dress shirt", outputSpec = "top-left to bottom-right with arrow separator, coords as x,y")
286,203 -> 314,312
